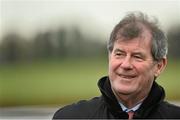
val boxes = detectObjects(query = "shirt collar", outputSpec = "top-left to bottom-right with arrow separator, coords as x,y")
119,102 -> 142,112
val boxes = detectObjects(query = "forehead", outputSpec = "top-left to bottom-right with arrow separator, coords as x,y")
114,27 -> 152,50
114,35 -> 152,53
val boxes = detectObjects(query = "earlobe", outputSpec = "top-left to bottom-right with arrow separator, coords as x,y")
155,58 -> 167,77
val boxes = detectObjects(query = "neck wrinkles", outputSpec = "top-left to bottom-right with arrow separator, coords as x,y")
112,87 -> 149,109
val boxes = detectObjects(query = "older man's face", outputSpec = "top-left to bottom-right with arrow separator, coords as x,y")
108,31 -> 166,99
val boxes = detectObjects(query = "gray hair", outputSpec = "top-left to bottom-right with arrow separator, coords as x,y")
108,11 -> 168,61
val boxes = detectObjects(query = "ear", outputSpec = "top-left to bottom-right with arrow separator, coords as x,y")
154,58 -> 167,77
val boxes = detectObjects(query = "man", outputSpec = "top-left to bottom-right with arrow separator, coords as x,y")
53,12 -> 180,119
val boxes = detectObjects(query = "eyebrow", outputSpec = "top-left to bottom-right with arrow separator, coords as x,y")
114,48 -> 146,56
114,48 -> 125,53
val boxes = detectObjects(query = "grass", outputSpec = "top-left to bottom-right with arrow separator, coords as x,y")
156,59 -> 180,100
0,57 -> 179,106
0,57 -> 107,106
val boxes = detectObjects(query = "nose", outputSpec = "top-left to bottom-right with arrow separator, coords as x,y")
120,56 -> 133,70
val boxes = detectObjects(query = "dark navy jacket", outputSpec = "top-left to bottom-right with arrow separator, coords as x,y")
53,76 -> 180,119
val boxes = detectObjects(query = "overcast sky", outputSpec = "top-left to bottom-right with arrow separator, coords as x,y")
1,0 -> 180,40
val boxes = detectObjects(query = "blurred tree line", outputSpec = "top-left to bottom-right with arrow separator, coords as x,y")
167,24 -> 180,59
0,24 -> 180,64
0,26 -> 107,63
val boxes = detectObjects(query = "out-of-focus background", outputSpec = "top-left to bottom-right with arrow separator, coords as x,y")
0,0 -> 180,119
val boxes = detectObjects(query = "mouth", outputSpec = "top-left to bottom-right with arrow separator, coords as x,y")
117,73 -> 137,79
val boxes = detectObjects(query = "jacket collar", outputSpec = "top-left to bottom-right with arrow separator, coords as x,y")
98,76 -> 165,118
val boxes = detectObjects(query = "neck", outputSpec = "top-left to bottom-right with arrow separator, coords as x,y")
112,88 -> 150,109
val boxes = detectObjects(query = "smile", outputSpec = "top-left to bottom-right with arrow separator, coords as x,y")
118,74 -> 137,79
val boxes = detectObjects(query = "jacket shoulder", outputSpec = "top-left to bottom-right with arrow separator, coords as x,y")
158,101 -> 180,118
53,96 -> 103,119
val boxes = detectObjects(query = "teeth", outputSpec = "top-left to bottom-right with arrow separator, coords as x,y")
122,75 -> 132,78
119,74 -> 135,78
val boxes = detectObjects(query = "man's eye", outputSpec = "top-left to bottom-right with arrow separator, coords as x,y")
134,55 -> 142,58
134,55 -> 144,61
115,53 -> 123,56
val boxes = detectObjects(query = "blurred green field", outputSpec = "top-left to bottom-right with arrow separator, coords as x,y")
0,58 -> 180,106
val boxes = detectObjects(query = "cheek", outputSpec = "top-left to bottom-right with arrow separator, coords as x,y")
137,65 -> 155,84
109,56 -> 120,69
109,60 -> 119,74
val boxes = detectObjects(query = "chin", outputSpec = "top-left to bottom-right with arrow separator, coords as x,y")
114,84 -> 135,95
116,88 -> 133,95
